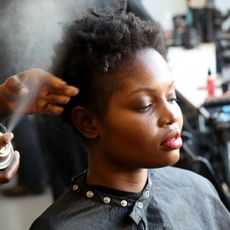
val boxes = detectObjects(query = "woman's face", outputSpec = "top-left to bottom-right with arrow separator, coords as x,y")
95,48 -> 183,170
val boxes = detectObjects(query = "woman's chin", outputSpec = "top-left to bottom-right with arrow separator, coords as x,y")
154,151 -> 181,168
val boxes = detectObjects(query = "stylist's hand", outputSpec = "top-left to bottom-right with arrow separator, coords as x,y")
0,68 -> 79,115
0,132 -> 19,185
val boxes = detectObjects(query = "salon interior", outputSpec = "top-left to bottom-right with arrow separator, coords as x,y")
0,0 -> 230,229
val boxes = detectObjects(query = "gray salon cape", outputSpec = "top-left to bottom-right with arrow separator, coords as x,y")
30,167 -> 230,230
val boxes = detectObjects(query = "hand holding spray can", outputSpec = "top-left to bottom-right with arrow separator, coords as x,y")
0,132 -> 14,170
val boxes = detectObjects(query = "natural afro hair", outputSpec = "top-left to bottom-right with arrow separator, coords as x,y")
51,0 -> 166,126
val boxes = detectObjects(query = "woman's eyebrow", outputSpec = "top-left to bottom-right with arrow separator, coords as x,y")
126,80 -> 176,98
168,80 -> 175,89
126,87 -> 157,98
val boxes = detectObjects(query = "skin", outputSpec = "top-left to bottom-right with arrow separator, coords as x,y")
73,48 -> 183,193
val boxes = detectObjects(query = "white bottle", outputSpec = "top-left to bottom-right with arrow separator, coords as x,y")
0,133 -> 13,170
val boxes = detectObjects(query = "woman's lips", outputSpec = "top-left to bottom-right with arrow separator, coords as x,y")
160,130 -> 182,150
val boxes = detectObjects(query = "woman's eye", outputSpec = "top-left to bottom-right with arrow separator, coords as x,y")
138,104 -> 152,112
168,97 -> 178,103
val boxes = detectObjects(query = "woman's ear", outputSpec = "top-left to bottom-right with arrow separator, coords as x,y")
71,106 -> 99,140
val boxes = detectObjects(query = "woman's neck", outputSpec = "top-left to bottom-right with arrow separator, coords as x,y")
86,159 -> 148,193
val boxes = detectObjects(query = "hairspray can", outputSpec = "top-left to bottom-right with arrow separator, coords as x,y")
0,134 -> 13,170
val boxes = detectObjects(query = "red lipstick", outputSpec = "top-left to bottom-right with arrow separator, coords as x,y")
160,130 -> 182,150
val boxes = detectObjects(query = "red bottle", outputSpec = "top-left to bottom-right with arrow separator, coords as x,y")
207,68 -> 215,97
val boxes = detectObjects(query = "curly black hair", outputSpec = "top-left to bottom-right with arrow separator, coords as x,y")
51,0 -> 166,130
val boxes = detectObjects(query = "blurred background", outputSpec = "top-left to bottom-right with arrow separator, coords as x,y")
0,0 -> 230,229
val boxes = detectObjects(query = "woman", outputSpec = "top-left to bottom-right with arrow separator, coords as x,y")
30,1 -> 230,229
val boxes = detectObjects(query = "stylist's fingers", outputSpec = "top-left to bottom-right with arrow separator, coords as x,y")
48,84 -> 79,97
45,104 -> 64,115
30,70 -> 79,96
44,75 -> 67,89
0,132 -> 14,149
36,98 -> 64,115
0,151 -> 20,185
62,86 -> 79,97
44,94 -> 70,105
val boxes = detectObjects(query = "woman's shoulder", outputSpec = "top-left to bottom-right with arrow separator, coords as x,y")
150,166 -> 218,196
148,167 -> 230,229
152,166 -> 211,182
30,186 -> 87,230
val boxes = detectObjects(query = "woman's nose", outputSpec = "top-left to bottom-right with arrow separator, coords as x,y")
157,102 -> 179,127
